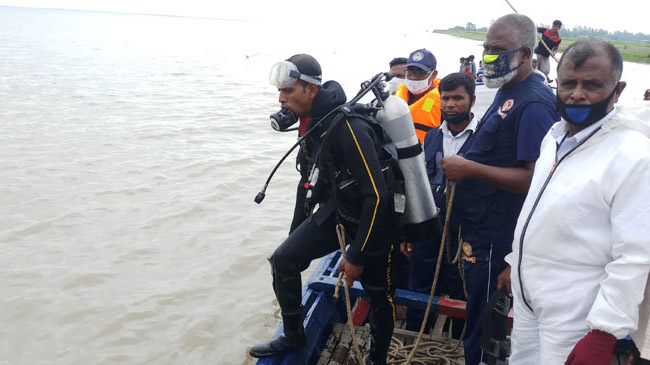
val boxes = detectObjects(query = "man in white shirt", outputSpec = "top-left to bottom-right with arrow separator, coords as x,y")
402,72 -> 478,334
503,39 -> 650,365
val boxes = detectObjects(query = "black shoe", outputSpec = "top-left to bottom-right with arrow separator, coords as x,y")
249,332 -> 306,358
250,311 -> 306,358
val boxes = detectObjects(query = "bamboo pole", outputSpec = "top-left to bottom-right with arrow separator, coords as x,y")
504,0 -> 559,63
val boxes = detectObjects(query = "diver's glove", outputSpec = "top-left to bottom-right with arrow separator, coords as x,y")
565,329 -> 616,365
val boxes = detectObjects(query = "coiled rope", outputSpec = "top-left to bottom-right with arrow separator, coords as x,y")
387,335 -> 465,365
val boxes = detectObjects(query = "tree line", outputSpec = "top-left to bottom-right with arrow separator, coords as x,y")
451,22 -> 650,43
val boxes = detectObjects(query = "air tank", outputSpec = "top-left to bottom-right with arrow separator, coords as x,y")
374,95 -> 440,241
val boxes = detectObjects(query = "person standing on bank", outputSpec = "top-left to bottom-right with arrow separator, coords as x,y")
403,72 -> 478,335
468,55 -> 477,78
506,39 -> 650,365
441,14 -> 559,365
250,54 -> 397,365
394,48 -> 442,143
534,20 -> 562,83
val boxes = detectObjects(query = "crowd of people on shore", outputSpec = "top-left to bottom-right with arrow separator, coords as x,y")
251,12 -> 650,365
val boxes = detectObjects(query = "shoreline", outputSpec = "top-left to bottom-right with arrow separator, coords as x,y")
434,30 -> 650,65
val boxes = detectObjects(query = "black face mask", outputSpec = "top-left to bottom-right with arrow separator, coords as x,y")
556,84 -> 619,128
441,111 -> 471,125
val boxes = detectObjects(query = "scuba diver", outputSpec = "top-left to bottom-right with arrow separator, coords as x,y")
249,54 -> 398,365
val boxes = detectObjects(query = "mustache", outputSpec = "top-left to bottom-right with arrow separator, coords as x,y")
482,63 -> 498,77
482,54 -> 521,78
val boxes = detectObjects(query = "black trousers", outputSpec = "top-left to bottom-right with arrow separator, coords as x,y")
406,230 -> 466,338
269,215 -> 395,363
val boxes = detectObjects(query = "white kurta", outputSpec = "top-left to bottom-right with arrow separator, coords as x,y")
506,104 -> 650,364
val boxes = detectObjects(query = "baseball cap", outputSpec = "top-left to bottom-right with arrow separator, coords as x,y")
406,49 -> 437,72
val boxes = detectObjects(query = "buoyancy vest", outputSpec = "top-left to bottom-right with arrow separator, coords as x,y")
543,29 -> 561,43
534,28 -> 562,57
394,80 -> 442,144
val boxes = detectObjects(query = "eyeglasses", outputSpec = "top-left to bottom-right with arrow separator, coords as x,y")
405,69 -> 431,79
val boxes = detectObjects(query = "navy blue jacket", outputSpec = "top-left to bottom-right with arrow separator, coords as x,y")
423,125 -> 475,222
455,73 -> 559,255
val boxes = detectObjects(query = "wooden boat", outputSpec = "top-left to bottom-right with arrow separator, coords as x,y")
255,250 -> 472,365
255,249 -> 641,364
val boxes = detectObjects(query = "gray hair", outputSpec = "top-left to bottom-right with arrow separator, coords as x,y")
489,14 -> 536,51
558,39 -> 623,82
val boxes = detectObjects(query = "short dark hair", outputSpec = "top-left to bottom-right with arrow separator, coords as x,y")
558,39 -> 623,82
389,57 -> 408,68
287,54 -> 322,78
287,53 -> 321,91
439,73 -> 475,98
468,55 -> 475,60
460,57 -> 465,61
553,20 -> 562,27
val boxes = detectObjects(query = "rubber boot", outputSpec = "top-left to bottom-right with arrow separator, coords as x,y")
367,295 -> 394,365
249,311 -> 306,358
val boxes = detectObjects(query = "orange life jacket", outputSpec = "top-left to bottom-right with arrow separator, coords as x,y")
394,80 -> 442,143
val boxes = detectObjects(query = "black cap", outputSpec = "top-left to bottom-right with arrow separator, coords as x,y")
287,54 -> 322,78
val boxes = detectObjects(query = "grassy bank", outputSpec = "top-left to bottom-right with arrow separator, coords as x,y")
434,29 -> 650,64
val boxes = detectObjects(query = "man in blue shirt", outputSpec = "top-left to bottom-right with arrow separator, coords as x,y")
441,14 -> 559,365
403,72 -> 478,335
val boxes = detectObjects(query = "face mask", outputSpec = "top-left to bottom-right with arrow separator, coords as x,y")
441,111 -> 471,125
387,77 -> 404,93
404,73 -> 432,95
556,84 -> 619,127
482,47 -> 524,88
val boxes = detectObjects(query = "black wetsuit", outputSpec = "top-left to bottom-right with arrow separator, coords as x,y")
269,80 -> 397,364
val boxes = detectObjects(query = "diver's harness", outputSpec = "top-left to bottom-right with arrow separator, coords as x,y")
301,102 -> 401,228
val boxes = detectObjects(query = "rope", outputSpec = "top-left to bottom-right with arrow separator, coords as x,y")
387,336 -> 465,365
504,0 -> 559,63
404,182 -> 458,365
334,223 -> 366,365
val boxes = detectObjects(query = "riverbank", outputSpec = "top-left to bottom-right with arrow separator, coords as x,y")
434,30 -> 650,64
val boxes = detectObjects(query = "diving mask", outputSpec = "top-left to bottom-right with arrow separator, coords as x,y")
269,61 -> 322,88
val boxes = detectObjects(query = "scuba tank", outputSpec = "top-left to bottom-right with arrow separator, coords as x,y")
257,71 -> 441,244
374,95 -> 440,242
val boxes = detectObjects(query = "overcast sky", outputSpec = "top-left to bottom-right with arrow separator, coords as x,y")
0,0 -> 647,35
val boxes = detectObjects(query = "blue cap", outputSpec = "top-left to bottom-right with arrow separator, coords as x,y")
406,49 -> 437,72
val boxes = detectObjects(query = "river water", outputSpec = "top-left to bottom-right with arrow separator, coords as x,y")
1,6 -> 648,365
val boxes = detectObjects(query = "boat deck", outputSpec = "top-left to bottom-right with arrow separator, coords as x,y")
318,317 -> 465,365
